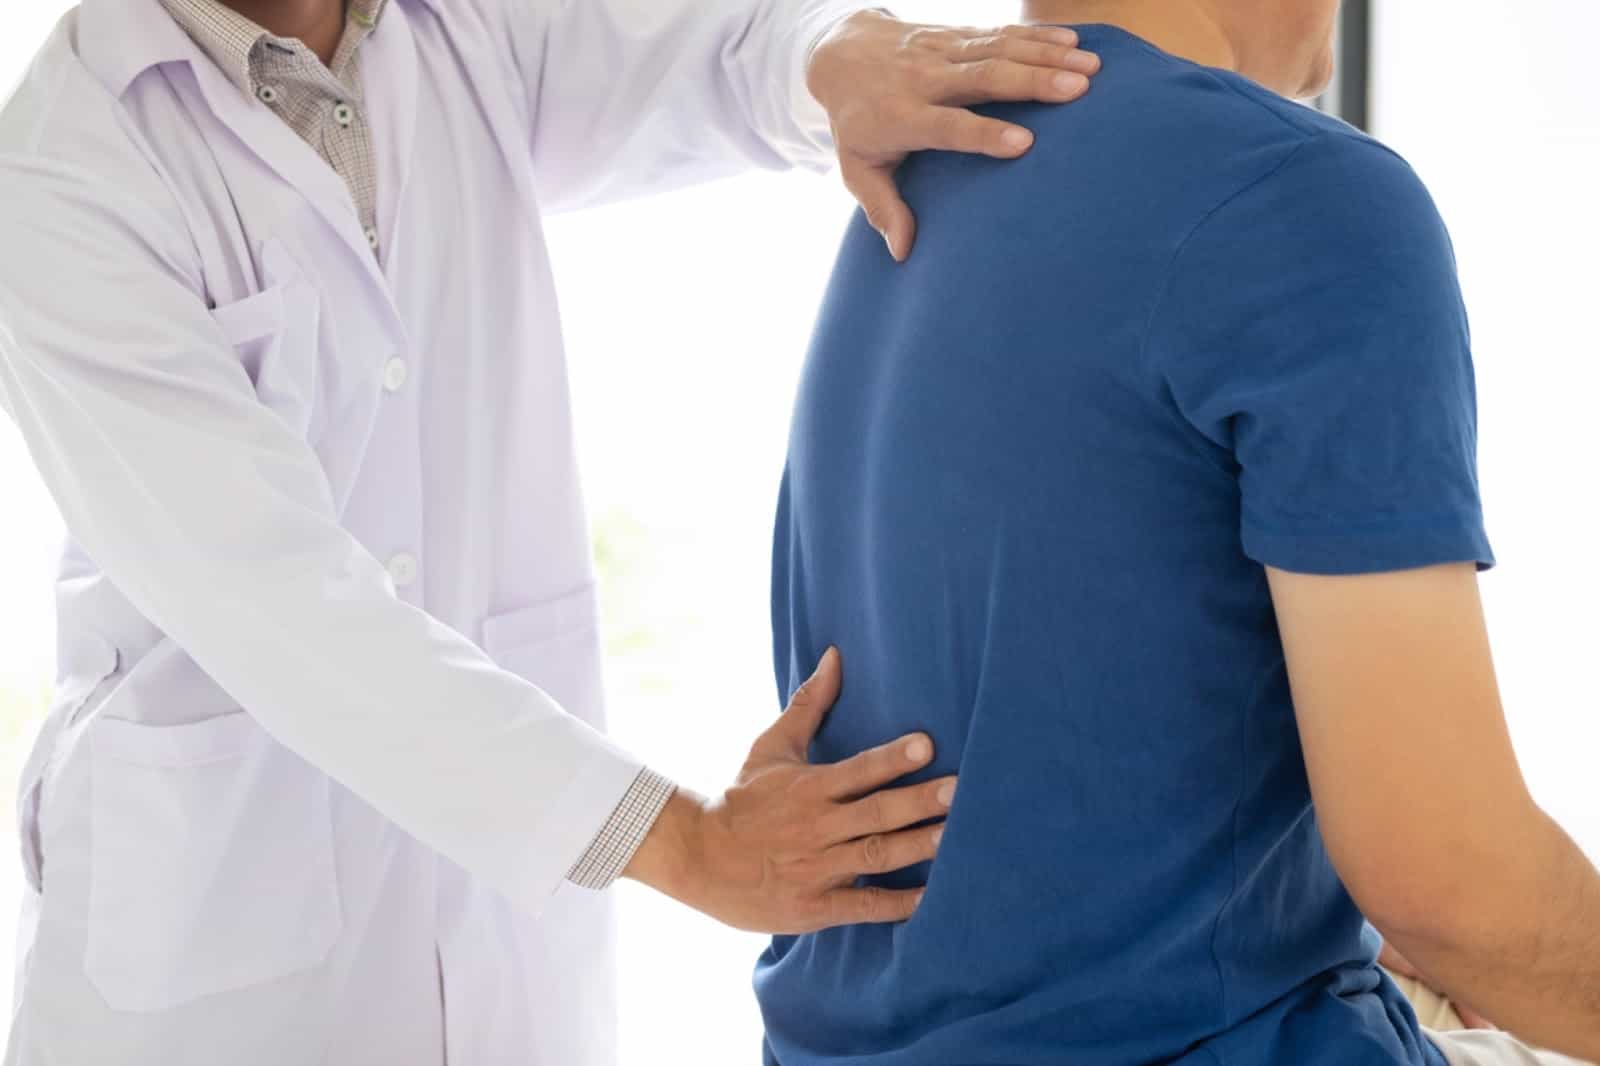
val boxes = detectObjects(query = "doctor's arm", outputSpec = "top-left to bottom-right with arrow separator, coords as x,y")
1267,563 -> 1600,1060
510,0 -> 1097,258
0,159 -> 947,932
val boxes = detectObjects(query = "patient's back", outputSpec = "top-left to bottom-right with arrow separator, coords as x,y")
762,23 -> 1489,1066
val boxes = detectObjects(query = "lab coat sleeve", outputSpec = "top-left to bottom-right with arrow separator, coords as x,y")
508,0 -> 866,212
0,154 -> 645,913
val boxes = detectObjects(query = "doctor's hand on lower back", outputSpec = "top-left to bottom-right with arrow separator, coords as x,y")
807,11 -> 1101,262
623,648 -> 953,933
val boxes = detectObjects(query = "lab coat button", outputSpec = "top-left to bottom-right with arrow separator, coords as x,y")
387,553 -> 418,588
382,357 -> 408,393
257,85 -> 281,106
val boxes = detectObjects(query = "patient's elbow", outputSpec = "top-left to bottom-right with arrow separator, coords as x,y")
1331,827 -> 1500,953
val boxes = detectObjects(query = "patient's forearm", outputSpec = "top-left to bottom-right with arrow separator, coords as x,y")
1381,810 -> 1600,1060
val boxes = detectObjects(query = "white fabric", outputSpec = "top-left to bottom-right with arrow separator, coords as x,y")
1398,973 -> 1471,1031
1428,1029 -> 1594,1066
0,0 -> 853,1061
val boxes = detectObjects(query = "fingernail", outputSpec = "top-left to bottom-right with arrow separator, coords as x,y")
931,827 -> 944,846
1002,127 -> 1033,152
905,736 -> 931,763
879,230 -> 894,256
1053,72 -> 1087,94
1069,50 -> 1102,75
937,780 -> 957,807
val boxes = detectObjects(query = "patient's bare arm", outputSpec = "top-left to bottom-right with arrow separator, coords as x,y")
1267,563 -> 1600,1060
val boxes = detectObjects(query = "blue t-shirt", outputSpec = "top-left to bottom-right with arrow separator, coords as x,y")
760,25 -> 1492,1066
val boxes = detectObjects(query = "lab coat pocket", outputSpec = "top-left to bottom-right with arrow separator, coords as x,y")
482,583 -> 607,729
211,276 -> 323,440
83,711 -> 342,1012
16,633 -> 119,895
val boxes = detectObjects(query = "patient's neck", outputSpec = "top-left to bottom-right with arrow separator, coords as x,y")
1021,0 -> 1239,77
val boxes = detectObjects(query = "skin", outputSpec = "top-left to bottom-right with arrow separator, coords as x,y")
228,3 -> 1103,261
807,12 -> 1102,261
1023,0 -> 1338,98
216,0 -> 1102,934
1019,4 -> 1600,1055
228,0 -> 346,62
626,649 -> 958,933
1268,564 -> 1600,1058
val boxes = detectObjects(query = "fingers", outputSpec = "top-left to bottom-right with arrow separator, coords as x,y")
994,24 -> 1083,50
764,647 -> 842,755
940,58 -> 1091,108
826,776 -> 957,840
816,731 -> 935,800
823,822 -> 944,881
911,107 -> 1036,160
819,884 -> 924,927
840,159 -> 917,262
953,36 -> 1102,79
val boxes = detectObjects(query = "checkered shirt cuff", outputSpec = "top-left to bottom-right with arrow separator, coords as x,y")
566,768 -> 677,890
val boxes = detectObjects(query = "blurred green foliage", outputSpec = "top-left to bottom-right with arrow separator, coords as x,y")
0,684 -> 46,743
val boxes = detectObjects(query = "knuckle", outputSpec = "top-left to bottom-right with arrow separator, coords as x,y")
901,55 -> 938,94
789,771 -> 827,813
787,855 -> 823,886
795,892 -> 829,928
953,35 -> 990,59
875,95 -> 915,128
860,833 -> 888,870
863,791 -> 889,829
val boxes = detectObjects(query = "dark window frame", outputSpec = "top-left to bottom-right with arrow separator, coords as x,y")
1320,0 -> 1372,130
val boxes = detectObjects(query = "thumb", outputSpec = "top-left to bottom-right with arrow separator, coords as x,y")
770,647 -> 842,756
841,157 -> 918,262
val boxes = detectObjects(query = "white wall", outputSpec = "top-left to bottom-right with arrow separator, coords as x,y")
1371,1 -> 1600,854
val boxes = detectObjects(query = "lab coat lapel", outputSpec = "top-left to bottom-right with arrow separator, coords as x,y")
183,56 -> 391,297
80,0 -> 397,316
361,1 -> 419,277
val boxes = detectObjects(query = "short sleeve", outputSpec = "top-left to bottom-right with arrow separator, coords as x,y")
1146,131 -> 1494,576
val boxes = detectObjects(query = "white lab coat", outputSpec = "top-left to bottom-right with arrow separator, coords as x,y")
0,0 -> 849,1060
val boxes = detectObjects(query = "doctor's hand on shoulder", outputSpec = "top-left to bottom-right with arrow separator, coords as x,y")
807,11 -> 1101,262
624,648 -> 954,934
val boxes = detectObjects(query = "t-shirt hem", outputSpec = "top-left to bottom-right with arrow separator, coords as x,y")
1242,517 -> 1495,576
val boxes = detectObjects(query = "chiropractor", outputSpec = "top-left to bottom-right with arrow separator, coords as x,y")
0,0 -> 1098,1063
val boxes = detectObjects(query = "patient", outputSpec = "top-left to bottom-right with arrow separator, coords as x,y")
759,2 -> 1600,1064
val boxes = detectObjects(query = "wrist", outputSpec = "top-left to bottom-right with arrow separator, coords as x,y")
622,786 -> 707,903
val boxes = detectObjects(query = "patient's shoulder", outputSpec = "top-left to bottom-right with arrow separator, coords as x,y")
1101,57 -> 1446,262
